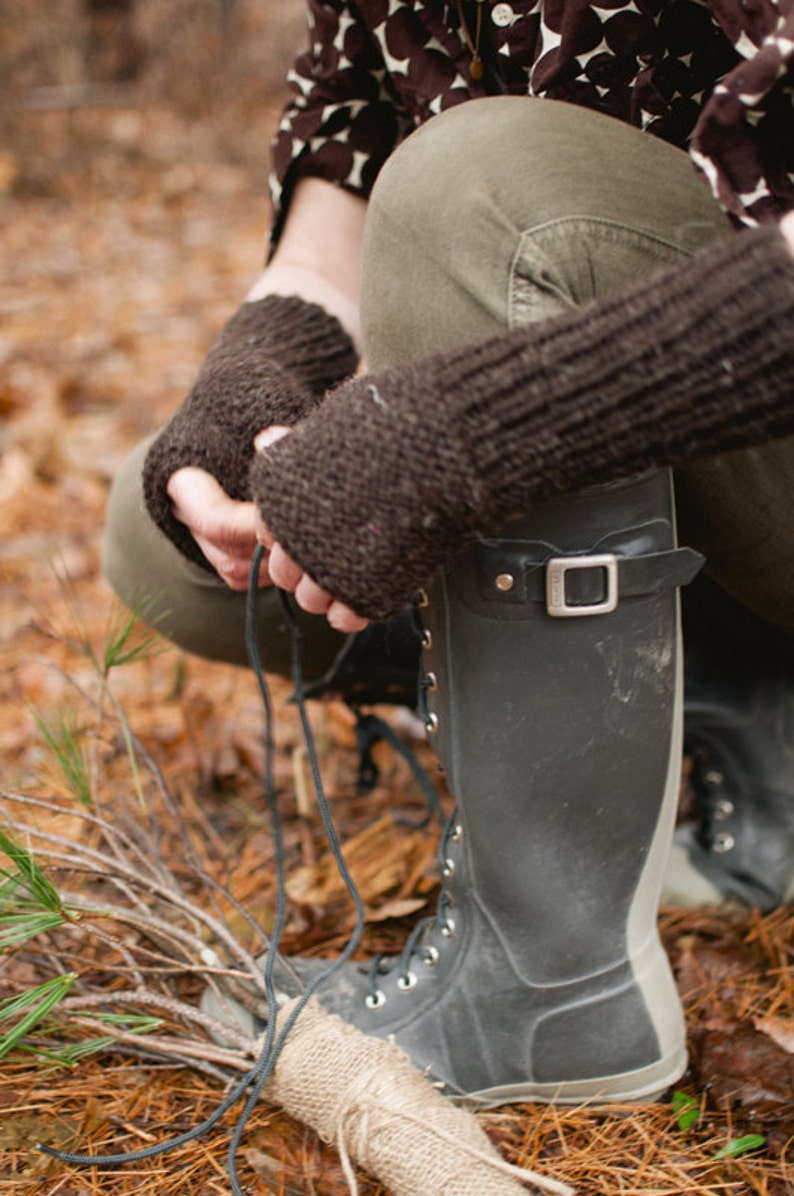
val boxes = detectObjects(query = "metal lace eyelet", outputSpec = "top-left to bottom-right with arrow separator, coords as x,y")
421,629 -> 433,650
711,831 -> 735,854
441,916 -> 456,938
703,768 -> 725,790
365,990 -> 386,1010
450,823 -> 463,843
422,946 -> 439,967
397,971 -> 417,992
713,798 -> 735,820
425,711 -> 439,735
441,857 -> 455,878
424,671 -> 438,692
415,589 -> 430,608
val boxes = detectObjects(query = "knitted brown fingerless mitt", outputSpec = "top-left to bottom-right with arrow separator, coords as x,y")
250,224 -> 794,621
142,294 -> 358,567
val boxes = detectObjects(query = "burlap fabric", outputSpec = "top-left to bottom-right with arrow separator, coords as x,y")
264,998 -> 572,1196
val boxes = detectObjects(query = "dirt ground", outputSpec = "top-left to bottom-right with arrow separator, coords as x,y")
1,4 -> 793,1194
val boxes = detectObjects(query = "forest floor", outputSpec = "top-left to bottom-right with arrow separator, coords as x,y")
1,28 -> 793,1196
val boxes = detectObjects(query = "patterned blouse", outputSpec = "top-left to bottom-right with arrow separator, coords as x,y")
270,0 -> 794,236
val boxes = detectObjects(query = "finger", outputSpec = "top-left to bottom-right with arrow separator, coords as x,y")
167,467 -> 231,529
254,509 -> 275,550
191,531 -> 273,592
294,573 -> 334,615
327,601 -> 369,633
268,543 -> 303,591
252,429 -> 291,551
167,468 -> 271,590
254,548 -> 274,589
168,468 -> 259,554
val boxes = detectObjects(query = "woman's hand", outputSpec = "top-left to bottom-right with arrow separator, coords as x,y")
166,467 -> 272,591
253,426 -> 369,632
166,426 -> 369,632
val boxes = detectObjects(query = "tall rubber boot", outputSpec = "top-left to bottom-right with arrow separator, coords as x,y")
664,575 -> 794,910
286,468 -> 701,1106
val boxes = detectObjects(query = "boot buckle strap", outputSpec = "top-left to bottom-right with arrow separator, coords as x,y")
546,554 -> 618,618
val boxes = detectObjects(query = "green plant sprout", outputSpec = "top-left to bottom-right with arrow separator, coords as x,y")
0,974 -> 76,1059
712,1134 -> 767,1160
672,1087 -> 768,1163
0,787 -> 268,1076
2,595 -> 270,1081
28,582 -> 167,808
672,1089 -> 701,1131
29,708 -> 93,807
0,826 -> 72,951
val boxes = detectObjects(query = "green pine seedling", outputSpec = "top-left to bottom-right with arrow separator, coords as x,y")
100,601 -> 165,675
0,827 -> 64,913
0,828 -> 71,949
0,975 -> 76,1059
30,706 -> 92,807
21,1012 -> 165,1070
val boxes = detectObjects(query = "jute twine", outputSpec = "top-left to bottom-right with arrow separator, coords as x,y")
263,998 -> 573,1196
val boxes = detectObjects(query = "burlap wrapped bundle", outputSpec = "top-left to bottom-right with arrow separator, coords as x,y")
263,998 -> 573,1196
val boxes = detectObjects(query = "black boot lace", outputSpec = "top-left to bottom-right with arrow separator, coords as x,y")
353,709 -> 444,828
364,810 -> 461,1009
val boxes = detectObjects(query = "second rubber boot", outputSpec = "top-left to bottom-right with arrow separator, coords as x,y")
275,469 -> 701,1106
664,575 -> 794,910
300,610 -> 423,709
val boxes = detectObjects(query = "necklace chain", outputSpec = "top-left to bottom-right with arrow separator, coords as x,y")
454,0 -> 491,81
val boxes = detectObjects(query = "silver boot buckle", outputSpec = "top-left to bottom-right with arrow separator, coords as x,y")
546,554 -> 619,617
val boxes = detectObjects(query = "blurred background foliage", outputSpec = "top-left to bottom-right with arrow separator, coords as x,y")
0,0 -> 304,195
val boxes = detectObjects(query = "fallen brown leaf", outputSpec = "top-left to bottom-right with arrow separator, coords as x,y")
754,1014 -> 794,1055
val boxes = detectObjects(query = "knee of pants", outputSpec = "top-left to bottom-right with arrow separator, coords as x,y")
360,95 -> 732,368
102,436 -> 251,666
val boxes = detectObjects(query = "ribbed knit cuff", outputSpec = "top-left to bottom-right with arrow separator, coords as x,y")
142,294 -> 358,569
250,224 -> 794,621
221,294 -> 359,395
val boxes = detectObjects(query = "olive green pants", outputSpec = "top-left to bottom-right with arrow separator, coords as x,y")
104,96 -> 794,669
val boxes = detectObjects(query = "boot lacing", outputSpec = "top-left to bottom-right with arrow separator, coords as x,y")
689,746 -> 737,856
364,812 -> 462,1010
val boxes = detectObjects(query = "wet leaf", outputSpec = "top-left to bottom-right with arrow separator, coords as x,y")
697,1024 -> 794,1109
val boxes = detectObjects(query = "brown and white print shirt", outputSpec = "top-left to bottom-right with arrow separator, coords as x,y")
270,0 -> 794,235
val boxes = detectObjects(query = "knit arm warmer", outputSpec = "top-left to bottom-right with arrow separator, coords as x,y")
250,224 -> 794,621
142,294 -> 358,568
